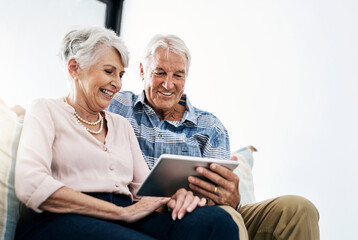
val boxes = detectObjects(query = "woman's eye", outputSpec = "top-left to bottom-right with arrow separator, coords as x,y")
105,70 -> 112,74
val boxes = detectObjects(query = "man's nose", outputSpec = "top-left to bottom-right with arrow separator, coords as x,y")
162,73 -> 174,89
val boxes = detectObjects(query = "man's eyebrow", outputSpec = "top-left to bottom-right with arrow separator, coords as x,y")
154,67 -> 185,74
154,67 -> 165,71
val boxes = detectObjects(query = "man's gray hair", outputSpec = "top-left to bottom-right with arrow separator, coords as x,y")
59,26 -> 129,72
143,34 -> 191,75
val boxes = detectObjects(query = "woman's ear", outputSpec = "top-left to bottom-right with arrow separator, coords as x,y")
68,58 -> 80,79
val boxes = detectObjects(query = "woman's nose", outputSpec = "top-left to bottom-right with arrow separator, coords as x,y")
111,76 -> 122,91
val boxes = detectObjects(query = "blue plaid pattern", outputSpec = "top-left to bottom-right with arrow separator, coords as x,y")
107,91 -> 230,169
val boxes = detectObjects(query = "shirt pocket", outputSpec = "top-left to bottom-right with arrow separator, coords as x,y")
173,143 -> 202,157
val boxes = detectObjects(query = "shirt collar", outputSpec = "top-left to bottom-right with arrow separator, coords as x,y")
134,91 -> 146,107
183,95 -> 197,125
135,91 -> 198,125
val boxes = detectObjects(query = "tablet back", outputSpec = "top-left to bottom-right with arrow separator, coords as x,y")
136,154 -> 239,197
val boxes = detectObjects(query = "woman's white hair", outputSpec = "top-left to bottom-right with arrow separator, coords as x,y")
59,26 -> 129,79
143,34 -> 191,75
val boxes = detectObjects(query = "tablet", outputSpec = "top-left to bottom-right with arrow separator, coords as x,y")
136,154 -> 239,197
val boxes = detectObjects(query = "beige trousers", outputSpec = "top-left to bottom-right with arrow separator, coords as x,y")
221,195 -> 320,240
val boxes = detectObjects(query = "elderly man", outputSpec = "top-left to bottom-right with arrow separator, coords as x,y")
108,35 -> 319,240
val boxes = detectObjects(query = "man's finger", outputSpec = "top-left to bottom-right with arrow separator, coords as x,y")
229,155 -> 238,161
188,183 -> 220,204
209,163 -> 239,182
194,166 -> 233,189
188,175 -> 219,193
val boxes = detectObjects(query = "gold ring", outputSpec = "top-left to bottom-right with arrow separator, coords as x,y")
214,186 -> 218,194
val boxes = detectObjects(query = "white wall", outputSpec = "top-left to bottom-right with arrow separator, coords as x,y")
0,0 -> 106,108
1,0 -> 357,239
120,0 -> 358,239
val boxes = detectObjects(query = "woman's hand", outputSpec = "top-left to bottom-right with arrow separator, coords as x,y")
121,197 -> 170,223
167,188 -> 206,220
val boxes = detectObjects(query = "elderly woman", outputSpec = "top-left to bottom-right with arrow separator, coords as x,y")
14,27 -> 238,240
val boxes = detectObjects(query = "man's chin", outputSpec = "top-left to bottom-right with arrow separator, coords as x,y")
154,103 -> 176,112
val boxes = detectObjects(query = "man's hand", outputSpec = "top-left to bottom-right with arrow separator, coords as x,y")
188,156 -> 240,209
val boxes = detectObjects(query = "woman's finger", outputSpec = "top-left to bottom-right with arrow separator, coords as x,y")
167,199 -> 176,211
125,197 -> 170,223
176,191 -> 195,219
171,188 -> 186,220
198,197 -> 207,206
186,196 -> 201,213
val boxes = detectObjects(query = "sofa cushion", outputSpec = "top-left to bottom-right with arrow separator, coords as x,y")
232,146 -> 256,206
0,99 -> 22,240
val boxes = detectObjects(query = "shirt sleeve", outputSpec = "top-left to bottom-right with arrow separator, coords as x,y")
126,121 -> 150,201
15,99 -> 65,213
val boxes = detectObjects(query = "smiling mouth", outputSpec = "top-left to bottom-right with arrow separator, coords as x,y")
160,92 -> 173,96
100,88 -> 114,98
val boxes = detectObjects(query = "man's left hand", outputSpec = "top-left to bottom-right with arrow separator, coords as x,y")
188,156 -> 240,209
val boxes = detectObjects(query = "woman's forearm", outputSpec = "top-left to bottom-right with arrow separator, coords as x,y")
40,186 -> 171,223
40,186 -> 124,221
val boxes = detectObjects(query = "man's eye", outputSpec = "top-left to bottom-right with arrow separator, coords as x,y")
154,72 -> 166,76
174,74 -> 184,78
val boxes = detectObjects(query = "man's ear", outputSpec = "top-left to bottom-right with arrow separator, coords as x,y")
68,58 -> 80,79
140,62 -> 145,81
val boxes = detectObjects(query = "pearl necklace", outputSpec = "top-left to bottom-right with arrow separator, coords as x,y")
63,97 -> 104,135
74,112 -> 102,125
75,115 -> 104,135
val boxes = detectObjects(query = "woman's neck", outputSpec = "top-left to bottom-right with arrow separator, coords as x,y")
65,94 -> 100,122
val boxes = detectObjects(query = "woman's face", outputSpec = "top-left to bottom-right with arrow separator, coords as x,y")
75,45 -> 124,112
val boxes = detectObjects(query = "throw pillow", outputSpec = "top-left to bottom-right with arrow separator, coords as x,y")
0,99 -> 22,240
232,146 -> 256,206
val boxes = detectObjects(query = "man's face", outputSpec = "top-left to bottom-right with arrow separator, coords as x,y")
142,48 -> 187,113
